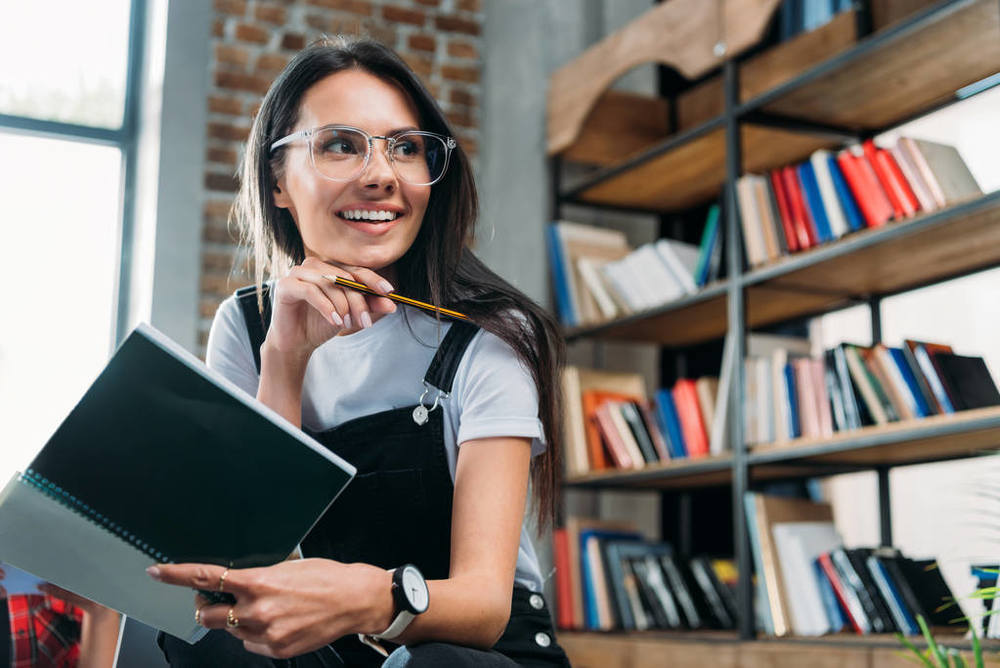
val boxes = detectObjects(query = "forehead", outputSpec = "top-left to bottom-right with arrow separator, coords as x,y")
295,69 -> 421,133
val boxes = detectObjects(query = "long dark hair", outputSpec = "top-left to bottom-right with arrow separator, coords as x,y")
232,36 -> 564,531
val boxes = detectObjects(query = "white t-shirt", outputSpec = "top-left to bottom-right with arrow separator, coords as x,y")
207,294 -> 547,592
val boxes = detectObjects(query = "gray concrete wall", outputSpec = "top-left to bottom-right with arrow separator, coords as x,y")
479,0 -> 663,608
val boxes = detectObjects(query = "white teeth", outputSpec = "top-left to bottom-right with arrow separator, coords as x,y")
339,209 -> 398,221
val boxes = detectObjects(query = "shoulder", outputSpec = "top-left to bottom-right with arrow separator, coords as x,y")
205,291 -> 260,396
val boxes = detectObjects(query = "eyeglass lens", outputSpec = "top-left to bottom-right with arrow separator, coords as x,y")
310,128 -> 448,185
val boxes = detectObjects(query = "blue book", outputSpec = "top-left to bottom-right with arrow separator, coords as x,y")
578,528 -> 641,629
868,556 -> 919,635
914,344 -> 955,414
889,348 -> 931,418
695,204 -> 721,287
797,163 -> 834,243
827,155 -> 864,232
545,224 -> 574,326
654,389 -> 687,458
743,492 -> 774,634
784,363 -> 801,439
814,558 -> 846,632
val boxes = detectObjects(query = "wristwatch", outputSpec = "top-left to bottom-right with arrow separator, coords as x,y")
359,564 -> 429,655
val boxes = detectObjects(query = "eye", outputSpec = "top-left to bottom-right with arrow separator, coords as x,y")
392,137 -> 424,158
319,137 -> 357,155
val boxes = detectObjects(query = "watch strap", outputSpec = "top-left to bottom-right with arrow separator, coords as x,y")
375,609 -> 416,641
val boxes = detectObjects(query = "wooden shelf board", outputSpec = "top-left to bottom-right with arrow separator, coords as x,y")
750,405 -> 1000,469
564,454 -> 733,490
746,191 -> 1000,303
559,629 -> 1000,667
749,0 -> 1000,129
565,283 -> 729,347
573,124 -> 835,212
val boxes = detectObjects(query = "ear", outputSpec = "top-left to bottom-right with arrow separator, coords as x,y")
273,178 -> 292,209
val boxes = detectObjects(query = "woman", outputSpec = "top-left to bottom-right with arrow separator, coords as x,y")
152,36 -> 570,668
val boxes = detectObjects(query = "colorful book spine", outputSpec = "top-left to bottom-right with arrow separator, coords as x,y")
654,389 -> 687,458
797,162 -> 834,243
826,155 -> 864,232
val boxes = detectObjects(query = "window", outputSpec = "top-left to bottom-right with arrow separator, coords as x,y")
0,0 -> 145,480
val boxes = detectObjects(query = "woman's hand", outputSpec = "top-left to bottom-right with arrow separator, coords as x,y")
265,257 -> 397,359
148,558 -> 394,660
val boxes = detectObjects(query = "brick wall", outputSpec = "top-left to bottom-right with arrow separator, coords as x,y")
199,0 -> 484,353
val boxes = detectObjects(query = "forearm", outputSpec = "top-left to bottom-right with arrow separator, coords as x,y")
77,609 -> 122,668
257,343 -> 311,427
394,573 -> 511,649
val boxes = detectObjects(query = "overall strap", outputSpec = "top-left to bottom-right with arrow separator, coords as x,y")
235,284 -> 272,375
422,320 -> 480,394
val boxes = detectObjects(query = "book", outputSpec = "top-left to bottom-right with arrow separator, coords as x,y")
552,221 -> 631,326
826,154 -> 864,232
836,148 -> 893,228
709,333 -> 736,455
873,142 -> 921,217
902,137 -> 983,207
654,238 -> 700,294
771,521 -> 843,635
580,527 -> 641,629
553,528 -> 574,629
594,401 -> 641,469
0,323 -> 357,643
689,556 -> 737,629
867,554 -> 919,635
905,340 -> 956,414
673,379 -> 709,458
654,389 -> 688,459
782,165 -> 818,248
564,517 -> 636,630
890,140 -> 938,214
694,204 -> 722,286
619,401 -> 660,465
797,162 -> 834,243
818,551 -> 869,633
752,174 -> 783,262
810,149 -> 850,239
603,541 -> 672,630
928,351 -> 1000,411
563,367 -> 647,473
862,139 -> 906,219
769,169 -> 800,252
737,175 -> 769,267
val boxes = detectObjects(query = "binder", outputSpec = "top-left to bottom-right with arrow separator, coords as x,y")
0,323 -> 356,642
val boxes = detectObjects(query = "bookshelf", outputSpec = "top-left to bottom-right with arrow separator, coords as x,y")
547,0 -> 1000,662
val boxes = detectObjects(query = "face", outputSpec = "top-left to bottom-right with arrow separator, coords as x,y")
273,69 -> 431,277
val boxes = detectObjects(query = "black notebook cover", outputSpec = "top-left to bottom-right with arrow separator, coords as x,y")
929,353 -> 1000,411
20,323 -> 355,569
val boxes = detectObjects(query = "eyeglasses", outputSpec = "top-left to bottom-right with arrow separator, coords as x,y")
269,124 -> 457,186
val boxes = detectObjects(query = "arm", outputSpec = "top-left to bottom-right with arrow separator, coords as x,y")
391,435 -> 532,648
37,584 -> 122,668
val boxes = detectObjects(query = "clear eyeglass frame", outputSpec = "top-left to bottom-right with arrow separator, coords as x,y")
268,124 -> 457,186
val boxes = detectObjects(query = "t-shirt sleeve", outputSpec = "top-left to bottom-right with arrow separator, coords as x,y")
452,328 -> 546,457
205,295 -> 261,398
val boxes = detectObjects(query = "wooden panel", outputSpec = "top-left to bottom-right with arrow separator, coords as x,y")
548,0 -> 783,155
761,0 -> 1000,129
566,454 -> 733,490
751,405 -> 1000,468
740,642 -> 870,668
763,193 -> 1000,298
633,636 -> 739,667
576,125 -> 833,212
560,633 -> 634,668
571,290 -> 728,347
563,91 -> 671,167
745,285 -> 852,332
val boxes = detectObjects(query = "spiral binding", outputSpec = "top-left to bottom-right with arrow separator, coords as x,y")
21,469 -> 172,564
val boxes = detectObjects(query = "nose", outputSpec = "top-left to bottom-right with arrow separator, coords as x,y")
361,137 -> 397,192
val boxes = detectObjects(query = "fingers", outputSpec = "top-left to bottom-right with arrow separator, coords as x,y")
300,259 -> 396,329
148,563 -> 252,598
277,271 -> 345,330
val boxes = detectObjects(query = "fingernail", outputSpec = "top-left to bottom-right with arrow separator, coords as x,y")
343,314 -> 352,329
331,311 -> 343,327
361,311 -> 373,329
378,280 -> 394,294
146,566 -> 162,580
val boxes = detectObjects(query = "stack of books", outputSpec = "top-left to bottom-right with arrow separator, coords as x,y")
547,205 -> 722,327
745,493 -> 960,637
743,337 -> 1000,446
562,365 -> 732,477
736,138 -> 982,269
553,517 -> 738,632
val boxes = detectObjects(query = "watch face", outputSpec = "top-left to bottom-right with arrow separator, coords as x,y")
400,565 -> 429,613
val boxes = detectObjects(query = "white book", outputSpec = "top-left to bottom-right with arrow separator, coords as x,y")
576,256 -> 621,320
772,522 -> 843,636
709,333 -> 735,455
889,141 -> 937,213
810,150 -> 849,238
600,260 -> 646,312
631,243 -> 686,305
653,238 -> 699,294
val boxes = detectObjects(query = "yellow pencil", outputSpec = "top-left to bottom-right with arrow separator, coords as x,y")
322,275 -> 470,321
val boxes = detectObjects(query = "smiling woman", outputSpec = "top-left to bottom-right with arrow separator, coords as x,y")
154,36 -> 571,668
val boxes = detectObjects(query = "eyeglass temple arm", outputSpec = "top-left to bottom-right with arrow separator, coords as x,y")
269,130 -> 309,153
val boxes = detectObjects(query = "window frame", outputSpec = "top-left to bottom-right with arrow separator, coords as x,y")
0,0 -> 147,346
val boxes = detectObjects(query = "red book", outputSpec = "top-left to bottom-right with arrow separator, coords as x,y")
836,150 -> 893,228
781,165 -> 817,248
874,146 -> 920,217
862,140 -> 904,219
553,528 -> 574,629
593,402 -> 634,469
769,170 -> 800,253
672,379 -> 709,458
817,553 -> 864,634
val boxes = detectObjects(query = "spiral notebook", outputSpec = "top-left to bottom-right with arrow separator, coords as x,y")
0,323 -> 356,643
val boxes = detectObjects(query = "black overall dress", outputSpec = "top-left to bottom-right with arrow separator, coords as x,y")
158,285 -> 570,668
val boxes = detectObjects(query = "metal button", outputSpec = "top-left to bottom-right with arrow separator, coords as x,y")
529,594 -> 544,610
534,632 -> 551,648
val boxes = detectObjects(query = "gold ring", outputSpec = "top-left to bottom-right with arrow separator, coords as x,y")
226,607 -> 239,629
194,606 -> 203,626
218,567 -> 229,593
